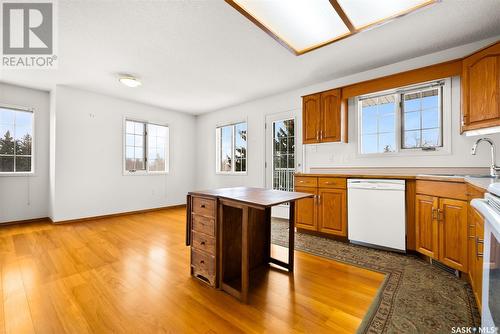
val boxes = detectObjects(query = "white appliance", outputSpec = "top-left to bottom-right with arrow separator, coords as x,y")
348,179 -> 406,252
471,183 -> 500,330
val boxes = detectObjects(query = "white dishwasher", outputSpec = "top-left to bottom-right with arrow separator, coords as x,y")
347,179 -> 406,252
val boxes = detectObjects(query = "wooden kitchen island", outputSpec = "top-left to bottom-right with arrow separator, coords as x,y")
186,187 -> 313,303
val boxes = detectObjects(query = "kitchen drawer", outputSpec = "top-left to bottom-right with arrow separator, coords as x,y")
192,214 -> 216,236
416,180 -> 467,201
318,177 -> 346,189
191,248 -> 216,278
191,230 -> 216,255
295,176 -> 318,188
192,196 -> 216,217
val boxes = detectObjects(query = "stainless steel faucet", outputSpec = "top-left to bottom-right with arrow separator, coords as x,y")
471,137 -> 500,177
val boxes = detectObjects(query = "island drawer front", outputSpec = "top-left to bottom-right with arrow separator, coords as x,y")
191,249 -> 216,277
295,176 -> 318,188
192,196 -> 216,217
318,177 -> 346,189
191,231 -> 216,255
192,214 -> 216,236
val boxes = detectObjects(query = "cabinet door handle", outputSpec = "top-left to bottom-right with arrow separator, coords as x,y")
200,241 -> 206,246
316,131 -> 320,141
318,195 -> 321,205
437,208 -> 442,222
476,237 -> 484,258
432,208 -> 437,220
320,130 -> 323,140
200,204 -> 206,208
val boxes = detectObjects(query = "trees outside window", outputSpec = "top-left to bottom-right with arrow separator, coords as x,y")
0,108 -> 33,173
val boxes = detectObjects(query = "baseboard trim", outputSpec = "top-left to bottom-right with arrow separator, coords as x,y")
51,204 -> 186,224
0,204 -> 186,226
0,217 -> 51,226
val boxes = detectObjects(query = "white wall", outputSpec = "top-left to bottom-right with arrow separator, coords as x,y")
0,83 -> 50,223
50,86 -> 196,222
195,36 -> 500,190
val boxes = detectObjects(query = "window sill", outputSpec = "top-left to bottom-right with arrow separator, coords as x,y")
357,148 -> 451,158
0,172 -> 36,177
216,171 -> 248,176
123,171 -> 169,176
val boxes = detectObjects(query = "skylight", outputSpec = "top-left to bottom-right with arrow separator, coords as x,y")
226,0 -> 437,55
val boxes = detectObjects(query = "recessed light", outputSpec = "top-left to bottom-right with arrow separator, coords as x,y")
119,75 -> 142,88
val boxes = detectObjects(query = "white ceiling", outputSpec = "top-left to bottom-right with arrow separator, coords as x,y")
1,0 -> 500,114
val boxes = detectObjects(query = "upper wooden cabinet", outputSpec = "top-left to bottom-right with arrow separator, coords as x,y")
462,42 -> 500,132
302,94 -> 321,144
302,89 -> 343,144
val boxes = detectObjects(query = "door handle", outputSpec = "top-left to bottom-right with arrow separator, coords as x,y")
437,208 -> 442,222
432,208 -> 437,220
476,237 -> 484,258
316,131 -> 319,141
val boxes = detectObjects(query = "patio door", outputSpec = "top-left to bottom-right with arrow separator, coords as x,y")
265,112 -> 300,219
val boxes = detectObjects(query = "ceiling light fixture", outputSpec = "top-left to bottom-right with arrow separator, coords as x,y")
118,74 -> 142,88
226,0 -> 437,55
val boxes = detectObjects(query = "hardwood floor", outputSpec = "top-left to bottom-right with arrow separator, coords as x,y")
0,207 -> 384,333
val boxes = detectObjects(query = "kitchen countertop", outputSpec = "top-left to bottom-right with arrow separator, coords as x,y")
296,167 -> 498,191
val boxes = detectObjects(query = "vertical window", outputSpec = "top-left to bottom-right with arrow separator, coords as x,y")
0,107 -> 34,173
147,124 -> 168,172
359,95 -> 396,154
125,120 -> 146,171
272,119 -> 295,191
124,120 -> 169,174
402,87 -> 442,149
216,122 -> 247,173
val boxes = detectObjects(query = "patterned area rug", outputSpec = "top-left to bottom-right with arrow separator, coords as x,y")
271,220 -> 480,334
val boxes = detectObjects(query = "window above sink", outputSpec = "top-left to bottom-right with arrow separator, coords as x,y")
356,78 -> 452,157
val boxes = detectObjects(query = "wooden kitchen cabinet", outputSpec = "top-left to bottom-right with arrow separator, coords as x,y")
294,175 -> 347,237
470,207 -> 484,309
415,194 -> 439,258
462,41 -> 500,132
320,89 -> 342,142
302,94 -> 321,144
438,198 -> 468,272
295,186 -> 317,231
318,188 -> 347,236
415,181 -> 468,272
302,88 -> 342,144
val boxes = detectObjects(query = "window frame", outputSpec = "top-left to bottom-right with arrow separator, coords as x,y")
123,118 -> 170,176
0,104 -> 35,176
356,78 -> 451,157
215,120 -> 248,175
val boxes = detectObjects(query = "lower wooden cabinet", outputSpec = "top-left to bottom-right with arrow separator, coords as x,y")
415,193 -> 468,272
295,176 -> 347,237
470,208 -> 484,309
438,198 -> 468,271
295,186 -> 317,231
415,194 -> 439,258
318,188 -> 347,236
